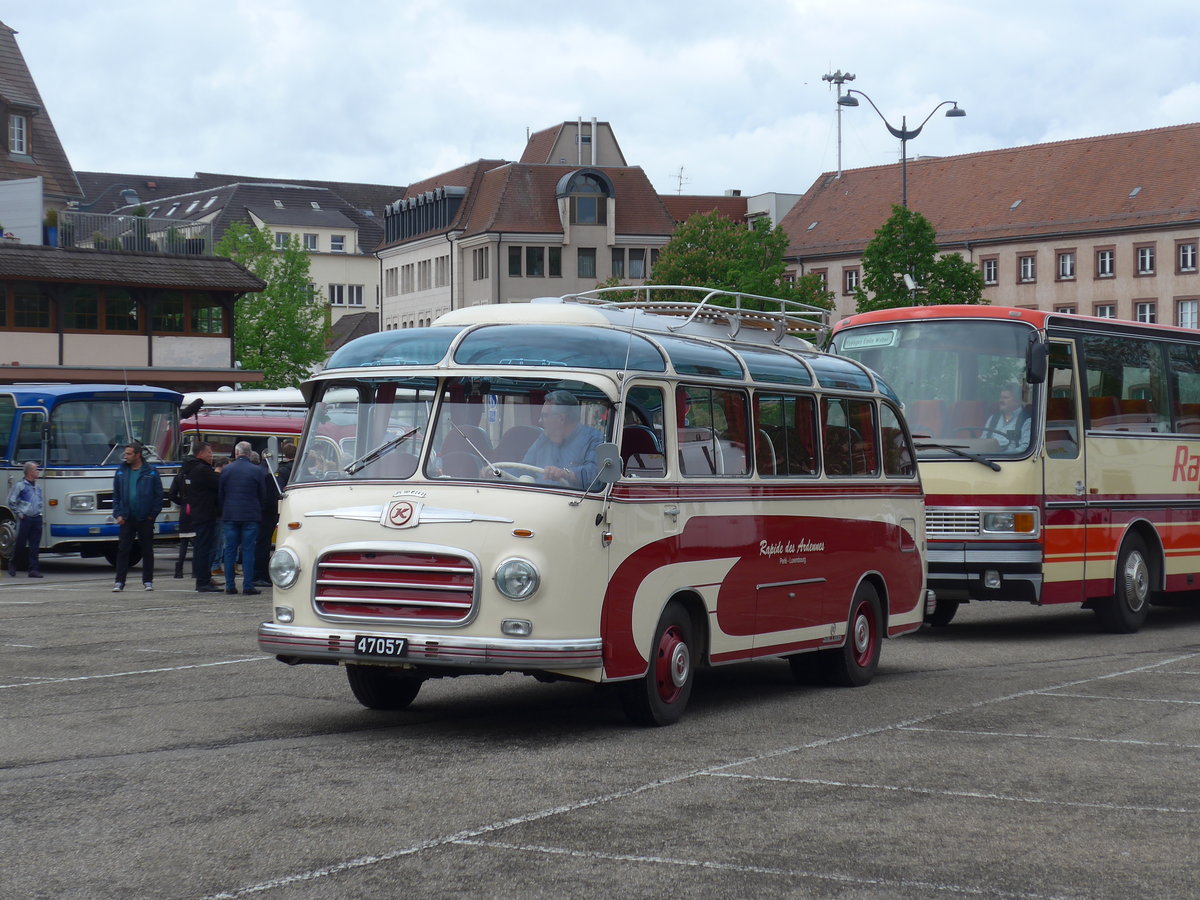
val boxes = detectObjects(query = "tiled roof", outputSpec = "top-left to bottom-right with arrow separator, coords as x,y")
0,242 -> 265,291
326,310 -> 378,351
519,125 -> 560,164
0,21 -> 80,200
783,122 -> 1200,259
661,194 -> 749,224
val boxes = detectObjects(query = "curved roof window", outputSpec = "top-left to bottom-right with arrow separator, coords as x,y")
454,324 -> 665,371
557,170 -> 612,225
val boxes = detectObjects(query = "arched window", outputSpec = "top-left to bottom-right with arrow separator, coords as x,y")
558,170 -> 612,226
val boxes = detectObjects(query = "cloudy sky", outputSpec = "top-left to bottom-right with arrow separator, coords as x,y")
11,1 -> 1200,198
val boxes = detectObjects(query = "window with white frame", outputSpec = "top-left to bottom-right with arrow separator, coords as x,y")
1095,304 -> 1115,318
303,233 -> 319,251
981,258 -> 998,285
1179,300 -> 1200,329
328,284 -> 344,305
348,285 -> 364,306
812,269 -> 827,288
1096,248 -> 1115,277
1018,255 -> 1036,282
330,235 -> 346,253
1136,245 -> 1156,275
1135,301 -> 1156,323
1055,305 -> 1077,314
843,268 -> 859,294
1057,251 -> 1075,280
1178,241 -> 1197,273
274,232 -> 289,250
8,114 -> 27,154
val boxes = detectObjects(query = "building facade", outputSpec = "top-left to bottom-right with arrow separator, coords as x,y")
783,123 -> 1200,326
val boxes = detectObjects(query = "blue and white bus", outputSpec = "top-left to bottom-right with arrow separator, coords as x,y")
0,384 -> 184,564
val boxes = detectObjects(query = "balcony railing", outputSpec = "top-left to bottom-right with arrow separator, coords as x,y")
56,211 -> 214,256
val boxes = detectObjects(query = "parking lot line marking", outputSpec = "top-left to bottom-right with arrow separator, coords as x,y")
0,657 -> 268,689
708,772 -> 1197,814
450,838 -> 1061,899
196,649 -> 1200,900
1037,690 -> 1200,705
902,726 -> 1200,751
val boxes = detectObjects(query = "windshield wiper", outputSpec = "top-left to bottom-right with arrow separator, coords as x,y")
914,442 -> 1002,472
344,427 -> 419,475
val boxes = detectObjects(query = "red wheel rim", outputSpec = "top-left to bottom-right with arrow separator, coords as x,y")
850,599 -> 877,668
654,624 -> 689,704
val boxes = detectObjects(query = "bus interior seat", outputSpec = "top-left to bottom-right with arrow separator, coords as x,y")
441,425 -> 493,458
677,427 -> 719,475
620,425 -> 664,476
948,400 -> 986,437
755,428 -> 777,475
1178,403 -> 1200,433
491,425 -> 541,461
907,400 -> 944,438
376,451 -> 419,479
1088,396 -> 1120,428
440,451 -> 483,478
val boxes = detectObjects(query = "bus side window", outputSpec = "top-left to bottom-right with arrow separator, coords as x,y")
622,385 -> 666,477
754,393 -> 817,477
676,386 -> 749,477
880,403 -> 914,477
822,398 -> 878,477
14,412 -> 44,463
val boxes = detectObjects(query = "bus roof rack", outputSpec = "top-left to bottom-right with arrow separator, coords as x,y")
559,285 -> 830,344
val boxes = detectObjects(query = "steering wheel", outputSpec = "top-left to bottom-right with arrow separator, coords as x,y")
489,461 -> 573,487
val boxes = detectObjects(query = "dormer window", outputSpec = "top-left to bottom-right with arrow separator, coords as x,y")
557,170 -> 612,226
8,114 -> 28,154
274,199 -> 284,208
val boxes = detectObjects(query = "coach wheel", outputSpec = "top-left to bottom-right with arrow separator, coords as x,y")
822,582 -> 883,687
345,664 -> 425,710
0,514 -> 16,560
619,601 -> 695,727
926,598 -> 960,627
1094,535 -> 1151,634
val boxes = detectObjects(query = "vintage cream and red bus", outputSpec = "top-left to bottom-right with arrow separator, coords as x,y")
831,304 -> 1200,632
179,393 -> 306,474
258,287 -> 928,725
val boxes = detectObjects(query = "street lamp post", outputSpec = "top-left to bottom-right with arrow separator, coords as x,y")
837,90 -> 965,208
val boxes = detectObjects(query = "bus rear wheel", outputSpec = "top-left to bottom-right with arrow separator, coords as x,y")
345,664 -> 424,710
1094,535 -> 1151,634
0,514 -> 17,560
810,582 -> 883,687
619,601 -> 695,726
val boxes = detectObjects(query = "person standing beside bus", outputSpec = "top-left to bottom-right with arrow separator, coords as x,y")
112,443 -> 164,592
183,442 -> 222,593
7,461 -> 44,578
219,441 -> 265,596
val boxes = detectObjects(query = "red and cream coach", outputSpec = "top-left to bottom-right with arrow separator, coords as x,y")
258,287 -> 929,725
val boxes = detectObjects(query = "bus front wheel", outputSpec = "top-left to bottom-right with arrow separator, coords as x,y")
1094,536 -> 1151,634
619,602 -> 696,726
346,665 -> 424,710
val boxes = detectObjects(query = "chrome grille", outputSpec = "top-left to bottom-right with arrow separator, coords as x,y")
314,549 -> 476,623
926,509 -> 981,537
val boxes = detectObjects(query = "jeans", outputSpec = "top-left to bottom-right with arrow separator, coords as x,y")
223,520 -> 259,592
115,516 -> 157,585
11,514 -> 42,574
192,520 -> 217,587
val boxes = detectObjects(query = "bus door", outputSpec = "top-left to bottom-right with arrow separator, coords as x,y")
1041,340 -> 1087,603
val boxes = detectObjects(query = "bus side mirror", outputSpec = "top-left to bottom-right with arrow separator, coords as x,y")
266,436 -> 280,474
594,443 -> 621,485
1027,338 -> 1048,384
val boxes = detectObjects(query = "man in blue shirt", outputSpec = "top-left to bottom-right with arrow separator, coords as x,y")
520,390 -> 604,487
7,461 -> 44,578
112,443 -> 164,592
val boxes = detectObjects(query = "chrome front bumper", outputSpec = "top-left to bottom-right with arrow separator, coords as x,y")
258,622 -> 604,670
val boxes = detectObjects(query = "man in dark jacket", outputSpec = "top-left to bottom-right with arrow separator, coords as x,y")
218,441 -> 266,596
180,442 -> 222,592
112,443 -> 164,592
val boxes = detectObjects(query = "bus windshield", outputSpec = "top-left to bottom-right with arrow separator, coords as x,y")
832,318 -> 1037,459
49,398 -> 181,465
295,376 -> 614,490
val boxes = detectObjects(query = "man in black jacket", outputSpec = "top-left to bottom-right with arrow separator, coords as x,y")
182,443 -> 222,593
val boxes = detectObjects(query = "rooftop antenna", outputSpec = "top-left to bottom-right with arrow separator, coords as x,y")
673,166 -> 691,195
822,68 -> 856,179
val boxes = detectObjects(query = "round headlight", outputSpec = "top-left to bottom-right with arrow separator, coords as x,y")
494,557 -> 540,600
269,547 -> 301,589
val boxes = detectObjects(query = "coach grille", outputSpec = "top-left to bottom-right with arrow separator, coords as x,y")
926,509 -> 981,537
314,549 -> 476,624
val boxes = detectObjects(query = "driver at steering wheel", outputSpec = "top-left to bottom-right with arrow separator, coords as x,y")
519,390 -> 603,487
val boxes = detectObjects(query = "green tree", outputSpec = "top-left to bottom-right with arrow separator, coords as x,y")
650,212 -> 833,311
215,223 -> 328,388
855,205 -> 985,313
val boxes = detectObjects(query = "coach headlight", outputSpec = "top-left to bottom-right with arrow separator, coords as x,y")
982,510 -> 1038,535
68,494 -> 96,512
494,557 -> 540,600
269,547 -> 301,589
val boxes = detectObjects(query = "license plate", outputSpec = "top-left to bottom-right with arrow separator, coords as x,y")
353,635 -> 408,657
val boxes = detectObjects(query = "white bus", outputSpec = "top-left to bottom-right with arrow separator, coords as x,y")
259,288 -> 929,725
